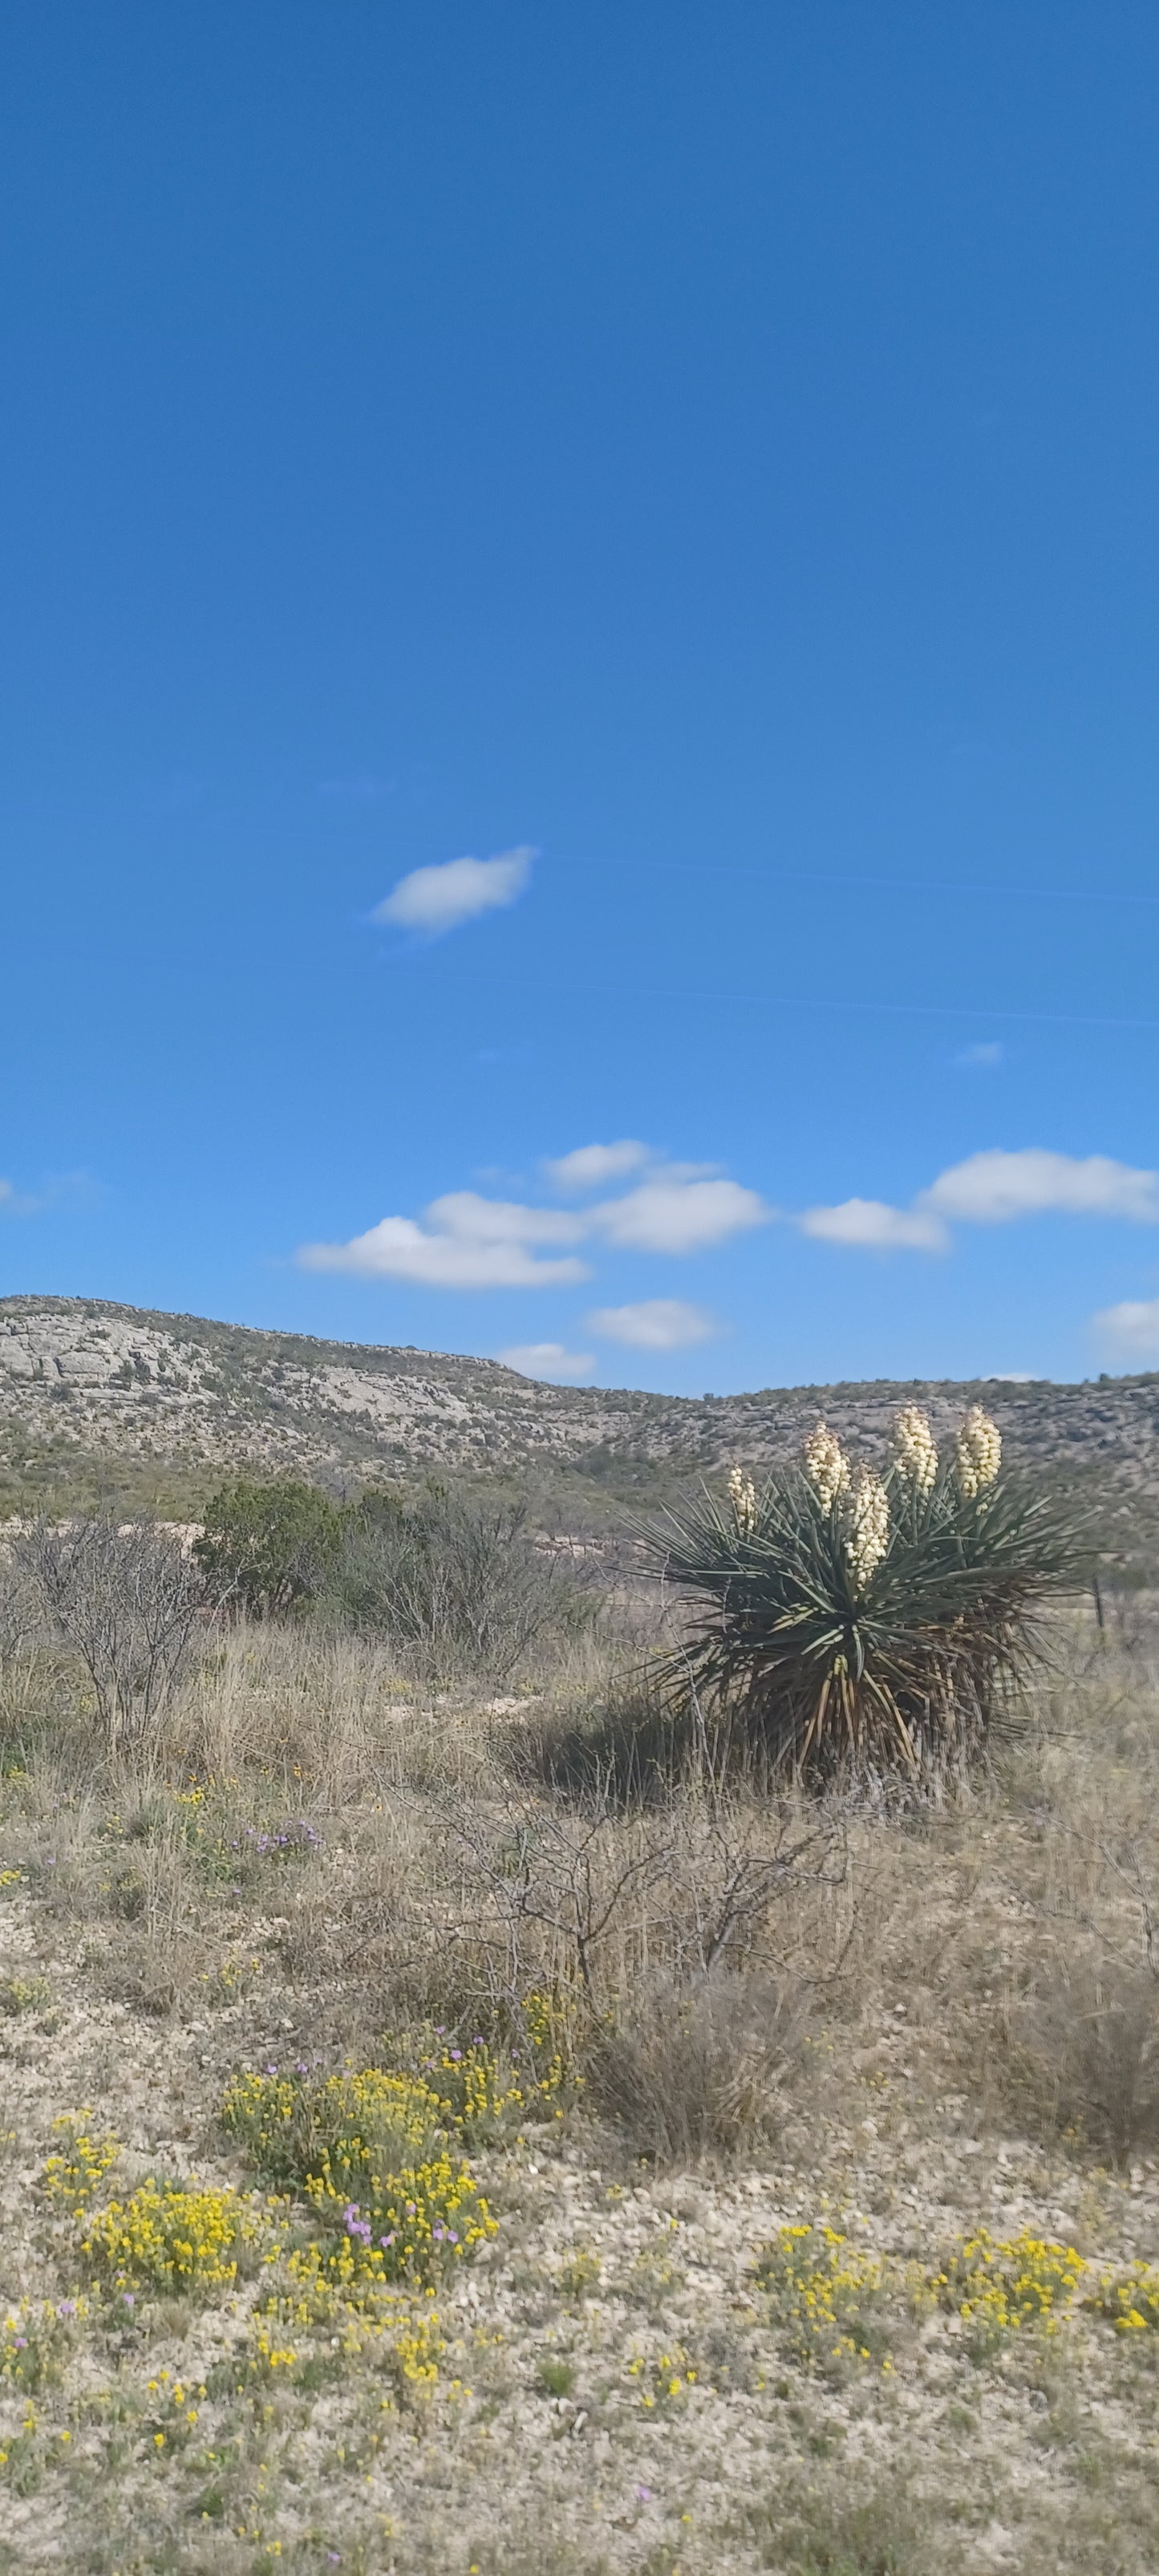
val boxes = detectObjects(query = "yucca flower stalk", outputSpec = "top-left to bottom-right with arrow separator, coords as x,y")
637,1410 -> 1088,1781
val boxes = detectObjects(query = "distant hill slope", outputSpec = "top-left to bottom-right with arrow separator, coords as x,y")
2,1295 -> 1157,1564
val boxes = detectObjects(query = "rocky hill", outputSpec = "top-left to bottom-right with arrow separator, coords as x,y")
2,1294 -> 1157,1563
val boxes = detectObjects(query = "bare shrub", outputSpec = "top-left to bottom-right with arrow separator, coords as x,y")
330,1488 -> 590,1682
15,1515 -> 205,1747
448,1785 -> 845,2016
0,1556 -> 38,1669
589,1965 -> 809,2162
1020,1956 -> 1159,2164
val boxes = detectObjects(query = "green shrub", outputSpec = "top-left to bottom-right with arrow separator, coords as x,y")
193,1480 -> 343,1618
640,1407 -> 1088,1779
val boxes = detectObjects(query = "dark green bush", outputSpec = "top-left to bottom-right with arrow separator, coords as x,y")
193,1480 -> 343,1619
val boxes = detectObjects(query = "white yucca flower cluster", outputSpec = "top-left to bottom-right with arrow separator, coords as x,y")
727,1466 -> 757,1535
955,1403 -> 1002,1499
892,1403 -> 938,1495
802,1422 -> 887,1593
801,1422 -> 851,1513
800,1399 -> 1003,1595
847,1465 -> 890,1588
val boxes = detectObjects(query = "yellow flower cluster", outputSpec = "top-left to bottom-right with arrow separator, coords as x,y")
955,1404 -> 1002,1499
144,2366 -> 207,2448
802,1423 -> 851,1511
423,2039 -> 526,2145
892,1404 -> 938,1495
626,2343 -> 698,2408
727,1466 -> 757,1535
756,2218 -> 1159,2370
306,2152 -> 495,2285
520,1988 -> 580,2112
222,2065 -> 442,2177
1084,2261 -> 1159,2334
0,2400 -> 38,2479
753,2224 -> 888,2368
934,2229 -> 1084,2347
249,2249 -> 444,2393
80,2176 -> 261,2295
222,2065 -> 495,2289
42,2113 -> 120,2215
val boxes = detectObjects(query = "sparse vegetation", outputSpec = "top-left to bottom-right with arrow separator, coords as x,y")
0,1434 -> 1156,2570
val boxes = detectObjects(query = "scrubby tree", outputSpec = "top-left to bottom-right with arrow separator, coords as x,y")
193,1479 -> 344,1620
17,1515 -> 203,1746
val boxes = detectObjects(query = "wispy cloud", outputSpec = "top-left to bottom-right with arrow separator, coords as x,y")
371,846 -> 535,937
545,1140 -> 650,1192
0,1171 -> 95,1220
319,773 -> 396,802
498,1342 -> 595,1382
588,1298 -> 717,1349
297,1146 -> 767,1290
1092,1297 -> 1159,1363
800,1148 -> 1159,1255
956,1041 -> 1004,1068
799,1198 -> 948,1251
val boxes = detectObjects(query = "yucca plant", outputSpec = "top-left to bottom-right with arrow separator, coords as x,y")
638,1408 -> 1090,1779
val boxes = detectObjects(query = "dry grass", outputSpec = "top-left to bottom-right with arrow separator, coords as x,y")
0,1594 -> 1154,2567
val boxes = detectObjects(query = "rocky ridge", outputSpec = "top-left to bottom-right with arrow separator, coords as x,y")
2,1296 -> 1158,1555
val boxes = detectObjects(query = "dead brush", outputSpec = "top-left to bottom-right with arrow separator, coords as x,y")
435,1777 -> 843,2159
1018,1953 -> 1159,2164
14,1515 -> 206,1750
588,1963 -> 811,2163
448,1782 -> 845,2003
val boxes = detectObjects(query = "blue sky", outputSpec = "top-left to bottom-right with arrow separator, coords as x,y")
5,2 -> 1159,1394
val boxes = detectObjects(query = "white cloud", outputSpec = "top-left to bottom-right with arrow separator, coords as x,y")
800,1147 -> 1159,1257
498,1342 -> 595,1382
588,1298 -> 717,1349
1092,1298 -> 1159,1362
298,1197 -> 589,1289
423,1191 -> 585,1248
593,1174 -> 769,1255
371,846 -> 535,936
298,1148 -> 767,1290
921,1149 -> 1159,1226
957,1041 -> 1003,1068
799,1198 -> 949,1252
545,1140 -> 650,1192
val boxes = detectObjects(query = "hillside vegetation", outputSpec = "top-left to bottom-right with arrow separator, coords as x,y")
2,1297 -> 1158,1572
